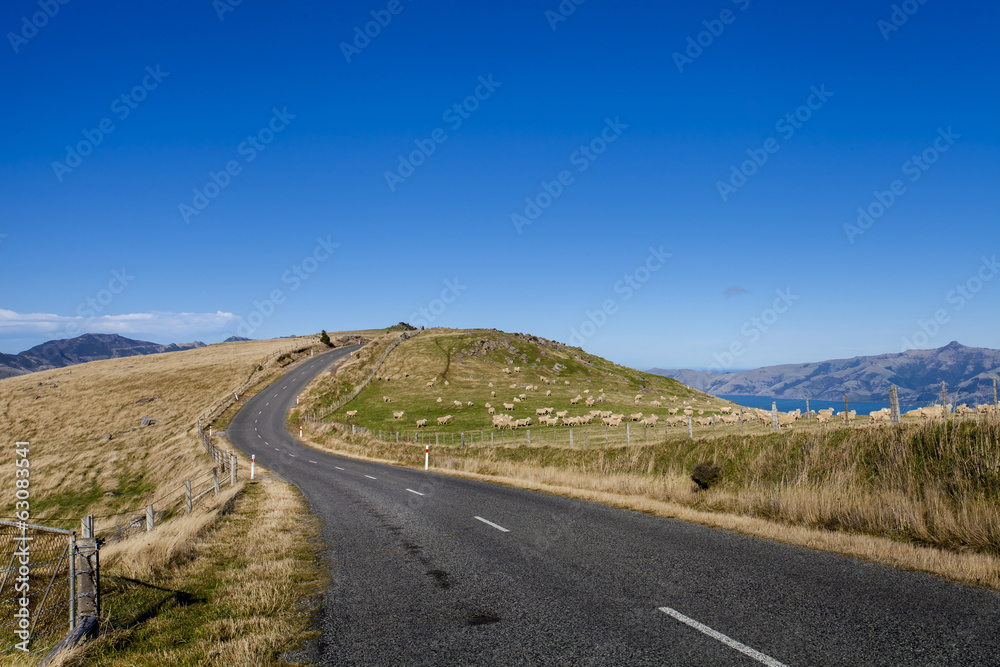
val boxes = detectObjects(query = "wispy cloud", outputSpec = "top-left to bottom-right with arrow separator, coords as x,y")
724,285 -> 751,298
0,309 -> 239,341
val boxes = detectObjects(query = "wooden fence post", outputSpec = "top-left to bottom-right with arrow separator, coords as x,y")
806,400 -> 810,425
772,401 -> 778,432
146,505 -> 154,533
185,481 -> 192,513
76,515 -> 98,627
230,453 -> 237,485
213,468 -> 220,496
890,385 -> 901,424
687,416 -> 693,439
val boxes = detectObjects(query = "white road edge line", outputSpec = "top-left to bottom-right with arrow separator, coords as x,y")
474,516 -> 509,532
406,488 -> 425,496
335,466 -> 345,470
309,460 -> 317,464
657,607 -> 788,667
364,475 -> 377,480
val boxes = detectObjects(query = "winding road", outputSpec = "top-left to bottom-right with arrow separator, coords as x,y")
228,347 -> 1000,665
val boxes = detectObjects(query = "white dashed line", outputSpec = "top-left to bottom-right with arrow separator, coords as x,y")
406,489 -> 425,496
265,402 -> 269,406
289,454 -> 295,458
474,516 -> 509,532
364,475 -> 377,480
274,448 -> 279,451
657,608 -> 788,667
309,460 -> 317,464
335,466 -> 345,471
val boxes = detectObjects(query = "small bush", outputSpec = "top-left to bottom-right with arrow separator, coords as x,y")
691,461 -> 722,490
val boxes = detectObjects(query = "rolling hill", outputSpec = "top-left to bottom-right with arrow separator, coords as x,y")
650,341 -> 1000,405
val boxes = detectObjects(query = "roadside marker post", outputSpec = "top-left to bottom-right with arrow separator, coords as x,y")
251,454 -> 256,480
299,426 -> 303,437
425,444 -> 429,471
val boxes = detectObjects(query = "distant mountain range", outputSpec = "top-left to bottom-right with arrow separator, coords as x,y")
0,333 -> 205,379
650,342 -> 1000,405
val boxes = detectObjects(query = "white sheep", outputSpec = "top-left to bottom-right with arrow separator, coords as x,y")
346,410 -> 357,418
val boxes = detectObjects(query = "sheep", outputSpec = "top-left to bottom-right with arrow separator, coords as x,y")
346,410 -> 357,418
503,367 -> 511,374
444,380 -> 449,386
570,395 -> 582,405
436,397 -> 443,403
683,408 -> 694,416
564,380 -> 570,385
519,393 -> 527,399
514,367 -> 521,373
513,397 -> 521,403
509,383 -> 517,389
426,381 -> 434,388
698,410 -> 704,415
467,401 -> 474,407
437,415 -> 453,425
392,411 -> 404,419
454,400 -> 463,408
650,401 -> 662,408
611,413 -> 624,421
415,419 -> 427,427
546,390 -> 552,396
488,382 -> 494,387
602,417 -> 622,427
488,406 -> 496,415
600,411 -> 613,418
503,403 -> 515,411
585,397 -> 595,407
485,402 -> 492,408
634,394 -> 643,402
383,396 -> 391,403
491,391 -> 496,397
555,410 -> 568,418
536,408 -> 548,416
720,406 -> 732,414
641,417 -> 658,427
589,410 -> 601,416
629,413 -> 643,421
583,389 -> 590,394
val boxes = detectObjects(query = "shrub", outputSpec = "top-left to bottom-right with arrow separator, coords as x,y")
691,461 -> 722,490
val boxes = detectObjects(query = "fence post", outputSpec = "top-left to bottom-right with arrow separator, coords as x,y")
76,516 -> 98,627
213,468 -> 220,496
890,385 -> 901,424
230,453 -> 237,485
461,432 -> 465,448
146,505 -> 154,533
844,393 -> 849,423
806,400 -> 810,425
185,481 -> 192,513
569,428 -> 573,447
772,402 -> 779,432
527,429 -> 531,446
626,422 -> 630,445
687,416 -> 693,439
69,532 -> 77,630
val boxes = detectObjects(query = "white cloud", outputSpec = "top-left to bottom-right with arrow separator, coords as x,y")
0,309 -> 240,341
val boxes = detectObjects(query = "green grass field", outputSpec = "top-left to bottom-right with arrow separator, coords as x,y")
316,328 -> 735,434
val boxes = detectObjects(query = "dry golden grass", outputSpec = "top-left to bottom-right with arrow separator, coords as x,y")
58,472 -> 325,666
0,336 -> 317,525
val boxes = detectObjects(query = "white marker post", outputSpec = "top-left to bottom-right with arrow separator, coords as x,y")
296,396 -> 299,405
299,426 -> 303,438
425,444 -> 429,471
251,454 -> 255,480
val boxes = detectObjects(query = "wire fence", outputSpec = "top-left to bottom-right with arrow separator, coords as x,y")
304,330 -> 418,423
0,521 -> 93,658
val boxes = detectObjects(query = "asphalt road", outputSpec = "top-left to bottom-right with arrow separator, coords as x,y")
229,347 -> 1000,666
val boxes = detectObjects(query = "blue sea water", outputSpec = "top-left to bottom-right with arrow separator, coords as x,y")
717,395 -> 923,415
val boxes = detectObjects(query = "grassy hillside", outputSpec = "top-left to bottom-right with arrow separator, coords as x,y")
313,328 -> 730,433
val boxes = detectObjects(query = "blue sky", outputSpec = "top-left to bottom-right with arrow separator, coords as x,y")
2,0 -> 997,371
